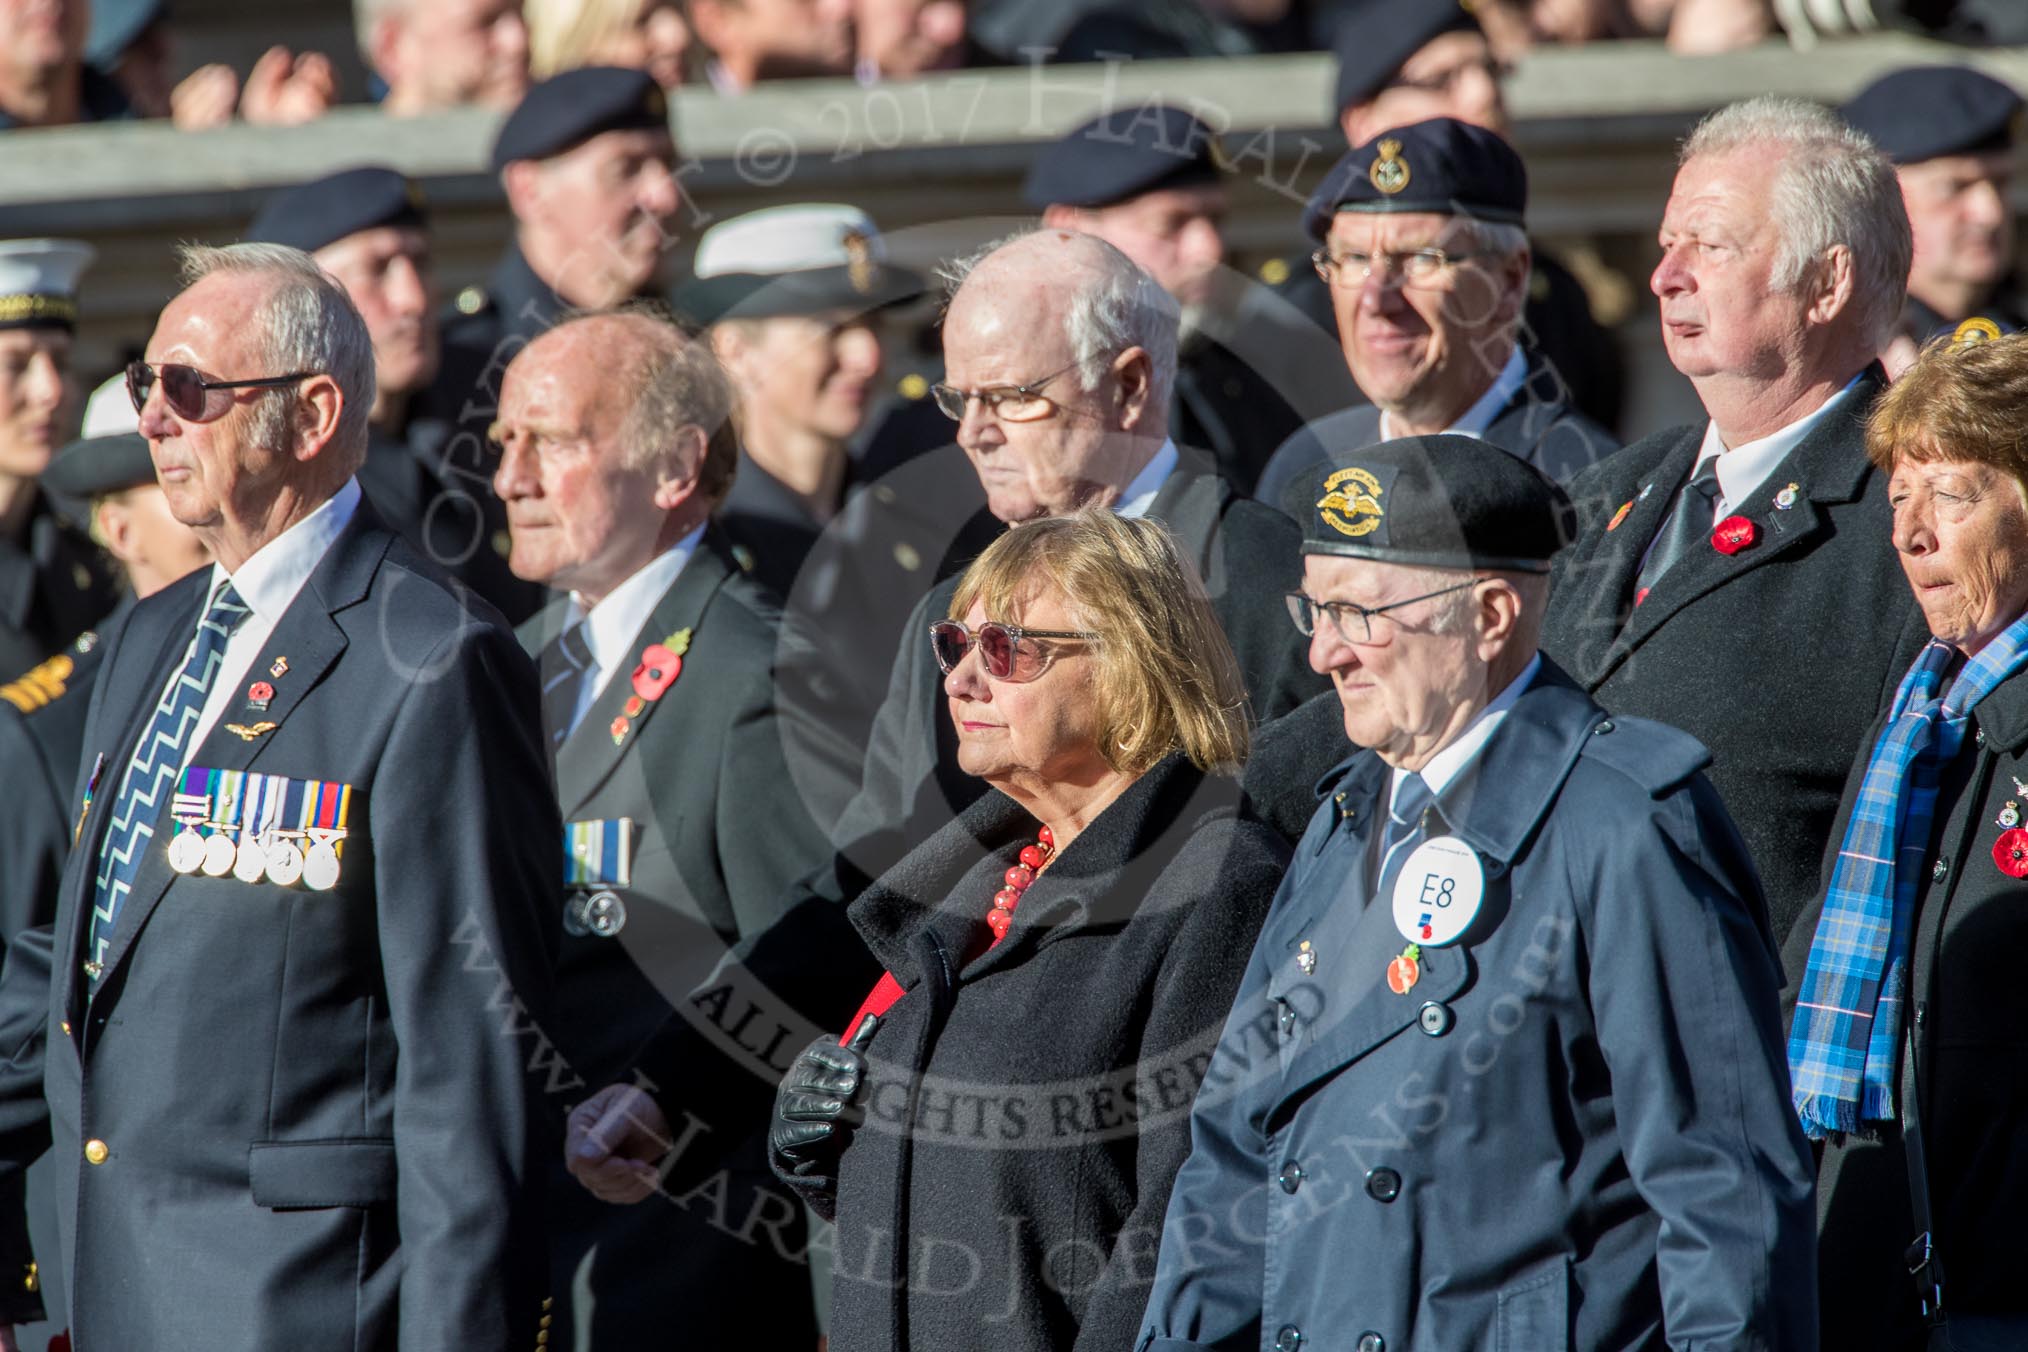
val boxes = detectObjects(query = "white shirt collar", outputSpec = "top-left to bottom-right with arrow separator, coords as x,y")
1115,439 -> 1179,520
1378,345 -> 1528,442
1389,652 -> 1542,809
1691,373 -> 1865,516
211,478 -> 360,625
568,524 -> 706,685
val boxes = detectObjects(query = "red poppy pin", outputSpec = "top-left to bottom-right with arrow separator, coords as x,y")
1711,516 -> 1757,555
612,627 -> 695,745
1994,827 -> 2028,879
247,681 -> 275,704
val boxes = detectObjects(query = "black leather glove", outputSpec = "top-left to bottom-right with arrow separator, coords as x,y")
769,1014 -> 879,1220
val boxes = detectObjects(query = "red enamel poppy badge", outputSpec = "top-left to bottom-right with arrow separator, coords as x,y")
1711,516 -> 1756,555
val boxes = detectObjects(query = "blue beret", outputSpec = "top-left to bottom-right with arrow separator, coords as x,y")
1021,105 -> 1224,211
491,66 -> 670,173
1841,65 -> 2022,165
86,0 -> 167,68
246,167 -> 426,255
1303,118 -> 1525,243
1330,0 -> 1480,116
1287,433 -> 1571,573
43,433 -> 156,499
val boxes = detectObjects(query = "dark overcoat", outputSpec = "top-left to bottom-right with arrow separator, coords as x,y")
1781,651 -> 2028,1347
1541,370 -> 1931,950
1137,664 -> 1818,1351
0,493 -> 119,686
0,507 -> 557,1351
825,754 -> 1288,1352
519,528 -> 835,1350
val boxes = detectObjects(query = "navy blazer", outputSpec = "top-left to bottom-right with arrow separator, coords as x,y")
1137,662 -> 1817,1351
0,506 -> 557,1351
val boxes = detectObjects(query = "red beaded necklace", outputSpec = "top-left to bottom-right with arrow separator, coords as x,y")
986,825 -> 1055,943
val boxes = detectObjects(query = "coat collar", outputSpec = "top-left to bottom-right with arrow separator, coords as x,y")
847,753 -> 1239,989
1570,368 -> 1884,686
65,506 -> 395,1017
546,527 -> 739,815
1974,648 -> 2028,755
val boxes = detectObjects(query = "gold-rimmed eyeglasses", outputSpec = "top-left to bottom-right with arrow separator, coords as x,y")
930,360 -> 1081,423
1311,247 -> 1486,290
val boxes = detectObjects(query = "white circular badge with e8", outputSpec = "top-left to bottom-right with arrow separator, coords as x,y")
1391,836 -> 1486,948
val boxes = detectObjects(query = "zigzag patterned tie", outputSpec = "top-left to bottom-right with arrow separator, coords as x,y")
88,579 -> 250,976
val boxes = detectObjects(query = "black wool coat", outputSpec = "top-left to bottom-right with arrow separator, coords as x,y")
1541,370 -> 1930,951
823,754 -> 1289,1352
1781,657 -> 2028,1347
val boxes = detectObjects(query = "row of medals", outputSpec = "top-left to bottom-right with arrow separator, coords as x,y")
167,823 -> 345,890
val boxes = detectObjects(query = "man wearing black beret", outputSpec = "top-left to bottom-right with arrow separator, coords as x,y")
1139,432 -> 1816,1351
435,67 -> 680,616
1255,118 -> 1617,510
0,240 -> 121,685
1026,103 -> 1359,495
1842,65 -> 2027,362
248,165 -> 538,619
1265,0 -> 1624,433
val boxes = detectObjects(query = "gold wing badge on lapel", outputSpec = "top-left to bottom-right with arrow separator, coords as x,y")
223,721 -> 278,742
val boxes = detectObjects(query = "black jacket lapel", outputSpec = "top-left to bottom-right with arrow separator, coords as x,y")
1553,430 -> 1697,688
553,533 -> 737,816
1601,372 -> 1883,679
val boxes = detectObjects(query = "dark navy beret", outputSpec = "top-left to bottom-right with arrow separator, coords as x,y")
1303,117 -> 1525,242
43,433 -> 156,500
1021,104 -> 1224,210
86,0 -> 167,67
1286,433 -> 1571,573
246,167 -> 426,254
491,66 -> 670,173
1841,65 -> 2022,165
1331,0 -> 1480,116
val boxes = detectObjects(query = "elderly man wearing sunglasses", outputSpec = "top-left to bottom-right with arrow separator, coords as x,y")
0,241 -> 557,1352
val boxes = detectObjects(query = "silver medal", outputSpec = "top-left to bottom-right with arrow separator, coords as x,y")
233,834 -> 268,883
201,833 -> 237,877
302,839 -> 341,891
264,838 -> 305,887
167,828 -> 206,874
583,890 -> 627,938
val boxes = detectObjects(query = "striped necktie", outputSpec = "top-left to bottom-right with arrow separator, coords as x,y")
1375,772 -> 1435,902
88,579 -> 250,975
540,621 -> 595,752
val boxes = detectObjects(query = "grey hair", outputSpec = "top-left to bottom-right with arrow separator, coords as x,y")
1682,95 -> 1911,347
609,313 -> 741,504
938,228 -> 1180,409
177,242 -> 376,474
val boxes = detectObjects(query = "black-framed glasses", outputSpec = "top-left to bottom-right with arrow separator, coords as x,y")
930,360 -> 1081,423
1285,580 -> 1481,645
1310,247 -> 1486,290
930,619 -> 1098,682
126,361 -> 322,424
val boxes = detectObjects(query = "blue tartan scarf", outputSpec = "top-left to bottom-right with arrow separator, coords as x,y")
1790,616 -> 2028,1139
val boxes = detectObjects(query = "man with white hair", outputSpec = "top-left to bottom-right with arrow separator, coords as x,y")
1543,96 -> 1930,950
355,0 -> 529,114
0,242 -> 556,1351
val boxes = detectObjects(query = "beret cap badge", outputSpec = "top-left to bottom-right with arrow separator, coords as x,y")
1318,466 -> 1386,538
1369,139 -> 1411,196
1953,316 -> 2003,349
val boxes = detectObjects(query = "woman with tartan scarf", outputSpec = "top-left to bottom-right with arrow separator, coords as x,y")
1785,328 -> 2028,1350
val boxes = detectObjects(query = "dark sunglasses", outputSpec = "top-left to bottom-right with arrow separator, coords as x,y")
126,361 -> 322,423
929,619 -> 1098,683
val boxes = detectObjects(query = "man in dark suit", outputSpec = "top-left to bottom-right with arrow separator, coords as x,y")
1543,97 -> 1932,951
492,310 -> 834,1349
0,242 -> 556,1350
1255,118 -> 1619,509
434,67 -> 681,619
